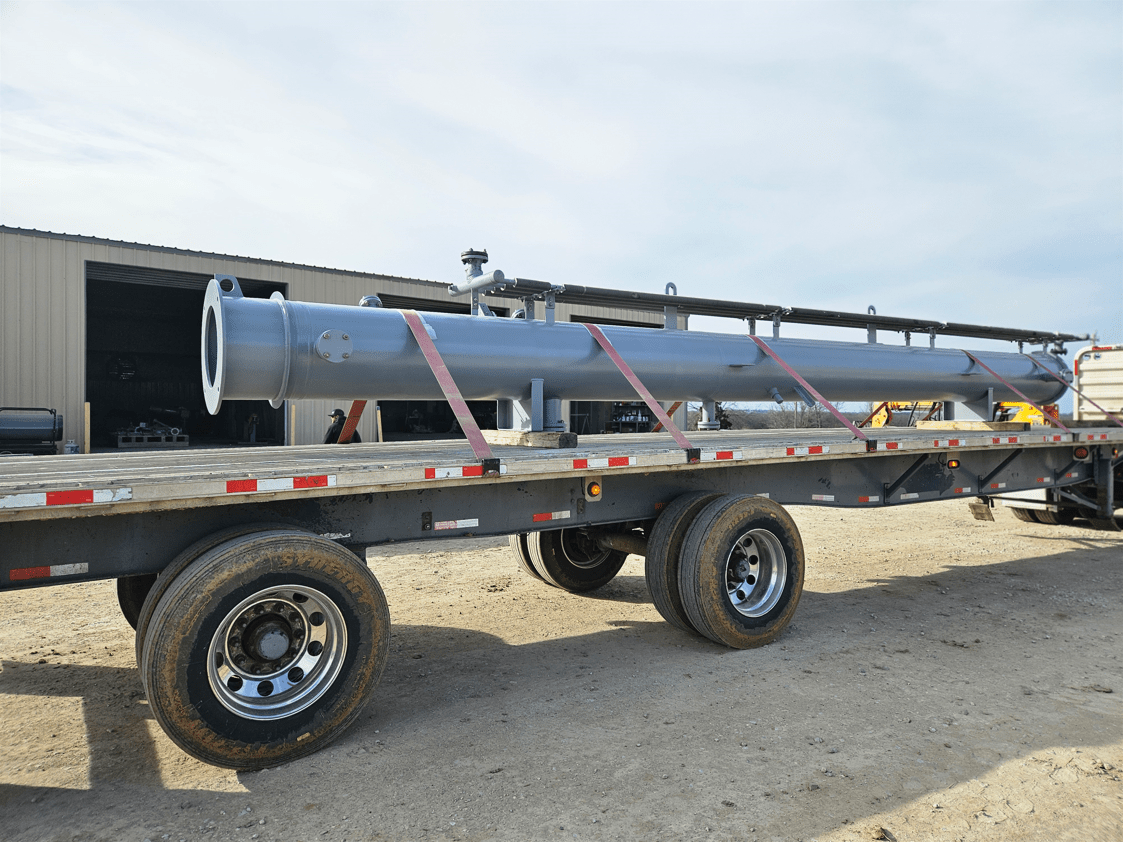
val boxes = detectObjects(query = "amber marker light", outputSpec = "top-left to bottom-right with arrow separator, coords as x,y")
947,459 -> 960,469
587,481 -> 602,498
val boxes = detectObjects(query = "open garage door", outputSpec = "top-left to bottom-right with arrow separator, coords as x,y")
85,263 -> 286,450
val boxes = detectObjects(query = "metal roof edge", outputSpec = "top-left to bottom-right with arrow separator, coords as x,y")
0,225 -> 431,287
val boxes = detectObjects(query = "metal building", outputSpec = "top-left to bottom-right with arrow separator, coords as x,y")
0,227 -> 674,452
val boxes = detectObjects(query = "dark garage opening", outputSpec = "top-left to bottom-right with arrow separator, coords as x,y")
85,263 -> 286,450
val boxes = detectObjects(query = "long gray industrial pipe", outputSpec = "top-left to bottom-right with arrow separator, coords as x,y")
201,276 -> 1068,415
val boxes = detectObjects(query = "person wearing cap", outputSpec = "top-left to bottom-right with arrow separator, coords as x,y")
323,408 -> 361,444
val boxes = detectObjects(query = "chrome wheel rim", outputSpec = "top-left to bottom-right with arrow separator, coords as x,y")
207,584 -> 347,721
725,529 -> 787,618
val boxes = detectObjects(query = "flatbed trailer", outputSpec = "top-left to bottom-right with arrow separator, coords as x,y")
2,424 -> 1120,769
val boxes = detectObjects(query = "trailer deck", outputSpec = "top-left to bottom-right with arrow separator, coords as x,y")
3,426 -> 1119,524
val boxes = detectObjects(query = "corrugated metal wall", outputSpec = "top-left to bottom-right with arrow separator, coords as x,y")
0,228 -> 677,450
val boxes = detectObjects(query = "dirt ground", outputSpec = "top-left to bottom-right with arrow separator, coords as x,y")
1,500 -> 1120,842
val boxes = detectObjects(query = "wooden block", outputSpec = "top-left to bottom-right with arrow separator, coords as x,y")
481,430 -> 579,449
916,420 -> 1031,431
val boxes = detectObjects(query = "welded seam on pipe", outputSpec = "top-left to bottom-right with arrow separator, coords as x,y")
1020,353 -> 1123,429
960,350 -> 1073,434
400,310 -> 496,462
581,323 -> 695,452
747,335 -> 869,442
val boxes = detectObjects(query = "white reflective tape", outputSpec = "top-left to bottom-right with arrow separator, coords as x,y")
0,493 -> 47,509
92,488 -> 133,503
700,450 -> 743,462
811,494 -> 835,502
900,492 -> 920,500
51,563 -> 88,577
257,477 -> 296,492
434,518 -> 479,531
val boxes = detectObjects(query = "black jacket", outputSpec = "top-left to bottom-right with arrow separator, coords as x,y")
323,419 -> 361,444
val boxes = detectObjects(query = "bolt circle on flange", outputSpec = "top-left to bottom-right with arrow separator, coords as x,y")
724,529 -> 787,618
207,584 -> 347,721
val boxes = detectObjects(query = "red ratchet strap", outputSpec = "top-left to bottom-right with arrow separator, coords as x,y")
1021,354 -> 1123,429
582,323 -> 698,459
401,310 -> 497,464
748,335 -> 869,441
960,350 -> 1072,434
652,401 -> 684,432
337,400 -> 366,444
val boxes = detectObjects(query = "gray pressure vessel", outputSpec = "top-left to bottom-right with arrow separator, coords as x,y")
201,276 -> 1069,414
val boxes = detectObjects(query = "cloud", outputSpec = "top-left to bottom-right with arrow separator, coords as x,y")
1,0 -> 1119,343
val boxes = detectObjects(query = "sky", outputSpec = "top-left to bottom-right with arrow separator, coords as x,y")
2,1 -> 1121,356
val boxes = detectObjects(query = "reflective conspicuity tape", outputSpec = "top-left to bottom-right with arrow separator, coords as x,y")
858,495 -> 880,503
10,562 -> 89,582
879,442 -> 900,450
900,492 -> 920,500
424,465 -> 508,480
954,487 -> 973,494
433,518 -> 479,531
989,482 -> 1007,489
992,436 -> 1020,445
532,510 -> 571,523
1041,434 -> 1064,443
786,445 -> 828,457
700,450 -> 742,462
1085,433 -> 1109,441
933,439 -> 961,448
573,456 -> 635,470
226,475 -> 336,494
811,494 -> 835,502
0,488 -> 132,510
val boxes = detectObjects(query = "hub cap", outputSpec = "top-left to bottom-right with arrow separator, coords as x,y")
207,585 -> 347,720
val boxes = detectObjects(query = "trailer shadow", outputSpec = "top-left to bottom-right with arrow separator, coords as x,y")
2,540 -> 1120,841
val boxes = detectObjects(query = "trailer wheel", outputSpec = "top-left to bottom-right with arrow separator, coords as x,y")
679,496 -> 805,649
141,530 -> 390,770
116,574 -> 158,629
644,492 -> 724,634
134,523 -> 310,668
528,528 -> 628,592
1010,507 -> 1040,523
1035,508 -> 1076,526
509,534 -> 544,581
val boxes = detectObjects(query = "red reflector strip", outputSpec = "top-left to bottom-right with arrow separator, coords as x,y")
1036,477 -> 1050,483
226,476 -> 336,493
992,436 -> 1020,444
954,487 -> 972,494
933,439 -> 961,447
883,442 -> 900,450
10,562 -> 89,582
532,510 -> 572,523
1065,472 -> 1078,479
1086,433 -> 1107,441
858,495 -> 880,503
433,518 -> 479,531
46,489 -> 93,505
1043,435 -> 1062,442
786,445 -> 826,456
990,482 -> 1007,489
572,456 -> 635,470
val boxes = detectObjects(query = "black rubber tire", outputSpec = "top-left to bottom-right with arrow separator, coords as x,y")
528,528 -> 628,592
116,574 -> 158,630
509,533 -> 544,581
1035,508 -> 1076,525
1010,507 -> 1041,523
644,492 -> 724,634
134,522 -> 310,668
679,495 -> 805,649
141,530 -> 390,770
